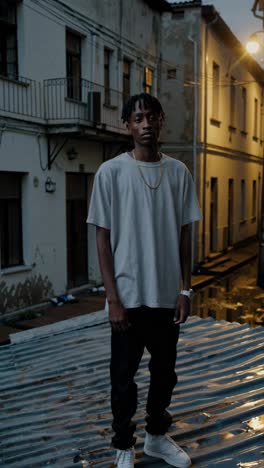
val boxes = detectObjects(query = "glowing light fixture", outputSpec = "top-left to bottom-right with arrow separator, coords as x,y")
246,36 -> 260,54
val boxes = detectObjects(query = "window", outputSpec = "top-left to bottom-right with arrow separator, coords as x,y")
230,76 -> 236,127
66,30 -> 81,101
167,68 -> 177,80
252,180 -> 257,218
212,62 -> 220,120
241,87 -> 247,132
104,48 -> 112,105
0,172 -> 23,268
123,58 -> 131,102
143,66 -> 153,94
0,0 -> 18,79
254,98 -> 258,138
241,179 -> 245,221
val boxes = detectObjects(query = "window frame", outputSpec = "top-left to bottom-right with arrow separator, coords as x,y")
104,47 -> 113,106
253,97 -> 259,139
123,58 -> 131,102
252,179 -> 257,219
143,66 -> 153,94
240,179 -> 246,222
229,76 -> 236,129
241,87 -> 247,133
212,62 -> 220,120
0,1 -> 18,80
66,29 -> 82,101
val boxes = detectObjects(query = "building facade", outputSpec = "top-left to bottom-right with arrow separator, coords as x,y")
0,0 -> 169,314
1,0 -> 263,315
160,1 -> 264,265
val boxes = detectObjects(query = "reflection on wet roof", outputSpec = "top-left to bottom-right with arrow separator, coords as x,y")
0,313 -> 264,467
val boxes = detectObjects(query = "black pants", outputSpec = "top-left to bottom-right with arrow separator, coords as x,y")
110,306 -> 180,449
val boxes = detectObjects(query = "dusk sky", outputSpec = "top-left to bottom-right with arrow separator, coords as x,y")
169,1 -> 263,46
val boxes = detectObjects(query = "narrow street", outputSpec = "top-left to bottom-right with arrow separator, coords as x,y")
193,259 -> 264,327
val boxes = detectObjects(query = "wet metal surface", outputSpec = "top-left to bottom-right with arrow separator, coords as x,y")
193,260 -> 264,328
0,313 -> 264,467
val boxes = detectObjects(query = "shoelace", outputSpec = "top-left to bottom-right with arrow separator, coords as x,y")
116,449 -> 134,467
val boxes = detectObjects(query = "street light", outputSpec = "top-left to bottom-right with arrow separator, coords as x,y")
246,34 -> 260,54
246,30 -> 264,54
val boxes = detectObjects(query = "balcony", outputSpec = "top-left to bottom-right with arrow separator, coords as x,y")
0,75 -> 127,137
0,75 -> 45,124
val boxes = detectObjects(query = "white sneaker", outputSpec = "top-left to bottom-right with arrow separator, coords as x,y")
115,447 -> 135,467
144,433 -> 191,467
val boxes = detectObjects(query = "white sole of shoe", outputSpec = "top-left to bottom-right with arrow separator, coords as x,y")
144,446 -> 191,468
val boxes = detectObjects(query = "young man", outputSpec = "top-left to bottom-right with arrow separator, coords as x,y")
87,93 -> 202,468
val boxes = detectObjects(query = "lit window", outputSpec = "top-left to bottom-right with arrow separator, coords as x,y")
143,67 -> 153,94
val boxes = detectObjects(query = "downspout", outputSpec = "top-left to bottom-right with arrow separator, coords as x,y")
188,35 -> 198,270
202,12 -> 219,261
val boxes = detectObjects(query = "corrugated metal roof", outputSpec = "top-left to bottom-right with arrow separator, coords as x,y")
1,313 -> 264,467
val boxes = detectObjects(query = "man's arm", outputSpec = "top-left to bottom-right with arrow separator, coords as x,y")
96,226 -> 129,332
174,223 -> 192,324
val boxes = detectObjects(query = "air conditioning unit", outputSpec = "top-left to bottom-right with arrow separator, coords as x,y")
87,91 -> 101,124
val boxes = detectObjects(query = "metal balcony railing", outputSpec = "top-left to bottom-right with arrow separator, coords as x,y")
0,75 -> 44,121
0,75 -> 127,133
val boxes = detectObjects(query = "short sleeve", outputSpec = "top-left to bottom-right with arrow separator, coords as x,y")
86,168 -> 111,229
182,168 -> 202,225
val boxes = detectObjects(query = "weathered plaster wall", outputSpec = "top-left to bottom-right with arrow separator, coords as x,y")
0,127 -> 103,314
160,8 -> 202,166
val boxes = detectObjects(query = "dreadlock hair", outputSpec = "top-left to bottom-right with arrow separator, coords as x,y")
121,93 -> 165,124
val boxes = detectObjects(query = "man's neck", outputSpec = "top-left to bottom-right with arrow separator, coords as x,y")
133,146 -> 160,162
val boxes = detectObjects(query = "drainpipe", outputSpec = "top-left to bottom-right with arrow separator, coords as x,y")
188,35 -> 198,270
202,12 -> 219,261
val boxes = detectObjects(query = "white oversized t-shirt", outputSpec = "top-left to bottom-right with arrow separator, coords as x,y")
87,152 -> 202,310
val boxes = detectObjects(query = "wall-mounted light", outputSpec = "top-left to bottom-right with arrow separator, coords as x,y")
45,177 -> 56,193
67,146 -> 78,160
246,33 -> 260,54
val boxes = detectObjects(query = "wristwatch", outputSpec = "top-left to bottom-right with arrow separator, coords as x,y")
179,289 -> 195,301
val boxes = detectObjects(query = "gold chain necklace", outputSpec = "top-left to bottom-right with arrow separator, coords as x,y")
132,150 -> 163,190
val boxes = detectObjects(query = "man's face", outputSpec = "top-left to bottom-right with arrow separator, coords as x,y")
127,100 -> 163,147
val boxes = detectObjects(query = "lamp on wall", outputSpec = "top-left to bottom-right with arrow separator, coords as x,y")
67,146 -> 78,160
45,177 -> 56,193
246,33 -> 261,53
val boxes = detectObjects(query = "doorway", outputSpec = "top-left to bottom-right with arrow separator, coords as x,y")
210,177 -> 218,252
228,178 -> 234,246
66,173 -> 88,288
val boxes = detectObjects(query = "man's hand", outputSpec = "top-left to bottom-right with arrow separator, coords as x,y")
174,295 -> 191,325
109,301 -> 130,333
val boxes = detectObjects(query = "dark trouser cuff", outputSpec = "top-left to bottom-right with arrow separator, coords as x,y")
145,410 -> 173,435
